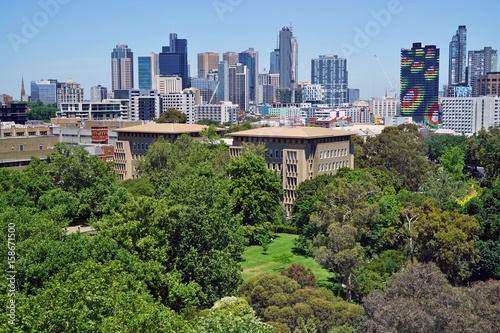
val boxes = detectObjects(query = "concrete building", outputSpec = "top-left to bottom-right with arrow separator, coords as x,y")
129,89 -> 161,121
197,52 -> 219,78
302,84 -> 324,103
160,90 -> 197,124
57,100 -> 129,121
195,101 -> 240,124
56,80 -> 84,108
369,97 -> 400,118
478,72 -> 500,96
155,75 -> 182,94
441,96 -> 500,135
229,127 -> 354,213
90,85 -> 108,103
114,123 -> 224,180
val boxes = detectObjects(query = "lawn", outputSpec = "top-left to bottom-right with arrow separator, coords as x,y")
240,233 -> 336,289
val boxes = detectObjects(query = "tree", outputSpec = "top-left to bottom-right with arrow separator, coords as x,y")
426,133 -> 466,163
438,145 -> 465,180
413,200 -> 480,284
359,124 -> 433,191
239,273 -> 363,333
361,262 -> 500,333
281,264 -> 318,288
4,260 -> 185,333
155,108 -> 187,123
26,102 -> 59,122
227,150 -> 285,243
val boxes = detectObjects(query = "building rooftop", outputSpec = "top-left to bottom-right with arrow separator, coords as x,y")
114,123 -> 224,134
230,126 -> 353,139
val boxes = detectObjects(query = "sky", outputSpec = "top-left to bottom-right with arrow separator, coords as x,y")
1,0 -> 499,101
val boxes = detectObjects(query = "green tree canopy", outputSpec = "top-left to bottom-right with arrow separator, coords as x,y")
155,108 -> 187,123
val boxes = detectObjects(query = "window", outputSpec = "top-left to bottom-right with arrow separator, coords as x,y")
269,149 -> 273,158
19,145 -> 24,152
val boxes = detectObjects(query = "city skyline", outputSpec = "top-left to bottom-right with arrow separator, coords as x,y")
1,0 -> 499,100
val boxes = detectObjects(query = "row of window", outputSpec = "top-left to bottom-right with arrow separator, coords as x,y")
319,148 -> 348,159
2,131 -> 48,137
318,160 -> 349,172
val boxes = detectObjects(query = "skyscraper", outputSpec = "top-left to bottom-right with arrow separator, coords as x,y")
449,25 -> 467,85
159,33 -> 189,89
223,51 -> 239,66
238,48 -> 258,102
467,47 -> 498,96
197,52 -> 219,78
111,44 -> 134,91
311,54 -> 348,106
270,48 -> 280,74
138,53 -> 159,91
278,27 -> 298,89
228,63 -> 248,111
400,43 -> 440,128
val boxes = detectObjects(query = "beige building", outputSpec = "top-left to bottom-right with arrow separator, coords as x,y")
229,127 -> 354,212
114,123 -> 224,180
0,135 -> 59,168
197,52 -> 220,78
154,75 -> 182,94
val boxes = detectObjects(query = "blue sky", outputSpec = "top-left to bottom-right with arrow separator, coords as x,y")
1,0 -> 498,100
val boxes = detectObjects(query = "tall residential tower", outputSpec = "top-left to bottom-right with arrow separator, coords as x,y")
311,54 -> 348,106
449,25 -> 467,85
400,43 -> 440,128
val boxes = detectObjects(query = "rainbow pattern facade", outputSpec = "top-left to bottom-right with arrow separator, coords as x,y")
400,43 -> 440,128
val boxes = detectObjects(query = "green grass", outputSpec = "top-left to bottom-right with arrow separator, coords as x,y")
241,233 -> 336,289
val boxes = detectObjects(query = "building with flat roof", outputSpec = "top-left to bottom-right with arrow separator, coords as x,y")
114,123 -> 224,180
478,72 -> 500,96
441,96 -> 500,135
229,126 -> 354,213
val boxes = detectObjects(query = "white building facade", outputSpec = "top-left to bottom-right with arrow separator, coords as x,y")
441,96 -> 500,135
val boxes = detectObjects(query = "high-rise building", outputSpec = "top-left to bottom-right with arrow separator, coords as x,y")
238,48 -> 259,102
197,52 -> 219,78
400,43 -> 440,128
278,27 -> 298,89
160,90 -> 197,124
30,79 -> 57,104
467,47 -> 498,96
159,33 -> 189,89
111,44 -> 134,92
217,61 -> 229,102
138,53 -> 158,90
190,78 -> 218,104
449,25 -> 467,85
228,63 -> 249,111
56,80 -> 84,108
90,85 -> 108,103
223,51 -> 239,66
270,48 -> 280,74
311,54 -> 348,106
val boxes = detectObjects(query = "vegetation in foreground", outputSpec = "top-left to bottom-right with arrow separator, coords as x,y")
0,124 -> 499,332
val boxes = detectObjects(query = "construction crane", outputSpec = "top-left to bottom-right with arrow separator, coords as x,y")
374,54 -> 397,98
208,80 -> 220,104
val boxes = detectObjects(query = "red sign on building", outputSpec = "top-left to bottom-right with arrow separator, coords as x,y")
91,126 -> 108,144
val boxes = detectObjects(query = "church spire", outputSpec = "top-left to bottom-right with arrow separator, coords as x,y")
21,76 -> 26,100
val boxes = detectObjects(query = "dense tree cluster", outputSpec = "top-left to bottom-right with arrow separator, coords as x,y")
292,125 -> 500,325
25,101 -> 59,122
